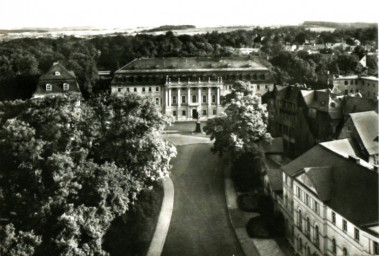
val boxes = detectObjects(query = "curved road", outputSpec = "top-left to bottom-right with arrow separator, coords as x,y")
162,135 -> 244,256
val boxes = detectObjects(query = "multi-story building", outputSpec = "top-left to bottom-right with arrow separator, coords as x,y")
280,139 -> 378,256
262,84 -> 316,158
111,57 -> 274,120
32,62 -> 81,98
333,75 -> 378,100
338,111 -> 378,166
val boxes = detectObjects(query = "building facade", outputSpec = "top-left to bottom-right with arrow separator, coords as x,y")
32,62 -> 81,98
333,75 -> 378,100
111,57 -> 274,120
280,140 -> 379,256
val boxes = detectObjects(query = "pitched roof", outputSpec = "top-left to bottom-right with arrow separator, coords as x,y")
281,142 -> 378,229
262,137 -> 284,154
350,111 -> 379,155
343,97 -> 378,116
115,57 -> 270,73
296,167 -> 333,202
320,139 -> 361,158
265,168 -> 283,191
39,62 -> 77,81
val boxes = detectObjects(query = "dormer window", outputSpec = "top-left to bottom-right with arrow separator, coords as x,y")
46,84 -> 52,91
55,71 -> 61,76
63,83 -> 69,90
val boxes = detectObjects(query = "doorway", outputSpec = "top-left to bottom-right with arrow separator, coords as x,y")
192,109 -> 198,119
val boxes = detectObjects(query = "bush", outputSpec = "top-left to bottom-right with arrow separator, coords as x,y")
237,193 -> 259,212
231,153 -> 262,192
246,217 -> 271,238
103,182 -> 164,256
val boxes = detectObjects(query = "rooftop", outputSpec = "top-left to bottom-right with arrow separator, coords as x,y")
350,111 -> 379,155
265,168 -> 283,191
115,57 -> 270,73
281,141 -> 378,229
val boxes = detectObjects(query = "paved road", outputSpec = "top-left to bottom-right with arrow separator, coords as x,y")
162,136 -> 244,256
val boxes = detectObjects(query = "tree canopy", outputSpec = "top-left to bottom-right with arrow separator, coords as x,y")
0,93 -> 176,255
204,81 -> 272,159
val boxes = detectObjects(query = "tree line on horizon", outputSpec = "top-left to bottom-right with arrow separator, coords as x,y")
0,26 -> 377,100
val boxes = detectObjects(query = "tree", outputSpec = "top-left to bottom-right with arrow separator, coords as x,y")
0,93 -> 176,255
204,81 -> 271,191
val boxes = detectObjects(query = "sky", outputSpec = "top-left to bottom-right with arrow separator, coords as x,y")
0,0 -> 378,29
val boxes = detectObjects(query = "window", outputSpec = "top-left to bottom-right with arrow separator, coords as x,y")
374,241 -> 379,254
343,220 -> 347,232
118,87 -> 122,92
305,194 -> 309,206
342,248 -> 348,256
192,95 -> 197,103
173,111 -> 177,116
156,87 -> 160,92
332,212 -> 336,224
203,110 -> 206,115
306,217 -> 311,237
203,95 -> 207,103
355,80 -> 358,85
55,71 -> 60,76
149,87 -> 152,92
155,98 -> 160,105
344,81 -> 348,85
298,237 -> 303,252
331,238 -> 337,255
213,109 -> 216,115
265,84 -> 268,90
297,186 -> 301,198
354,228 -> 359,241
315,225 -> 320,248
314,201 -> 319,214
182,95 -> 186,104
142,87 -> 146,92
46,84 -> 52,91
182,110 -> 186,116
350,80 -> 353,85
257,84 -> 260,90
212,95 -> 216,103
127,88 -> 130,92
298,210 -> 302,230
134,88 -> 137,92
63,83 -> 69,90
172,96 -> 177,104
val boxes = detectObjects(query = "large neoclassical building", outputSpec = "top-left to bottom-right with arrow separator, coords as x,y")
111,57 -> 274,120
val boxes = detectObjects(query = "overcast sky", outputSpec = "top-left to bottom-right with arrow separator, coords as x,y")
1,0 -> 378,29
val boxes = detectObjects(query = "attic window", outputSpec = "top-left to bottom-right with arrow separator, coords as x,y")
63,83 -> 70,90
330,102 -> 336,108
46,84 -> 52,91
55,71 -> 61,76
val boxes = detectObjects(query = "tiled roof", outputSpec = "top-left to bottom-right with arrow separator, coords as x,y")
350,111 -> 379,155
116,57 -> 270,73
282,142 -> 378,228
297,167 -> 333,202
320,139 -> 361,158
343,97 -> 378,116
39,62 -> 76,81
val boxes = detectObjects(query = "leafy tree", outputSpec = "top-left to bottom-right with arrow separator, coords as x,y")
0,93 -> 176,255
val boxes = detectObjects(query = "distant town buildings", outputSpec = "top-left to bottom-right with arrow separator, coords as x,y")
332,75 -> 379,100
32,62 -> 81,98
111,57 -> 274,120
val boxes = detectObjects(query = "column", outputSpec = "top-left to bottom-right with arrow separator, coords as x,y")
165,89 -> 169,107
177,88 -> 181,107
216,87 -> 220,105
187,87 -> 191,104
208,87 -> 211,106
198,88 -> 201,105
168,88 -> 171,107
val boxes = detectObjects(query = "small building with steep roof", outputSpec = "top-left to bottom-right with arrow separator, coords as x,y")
32,62 -> 81,98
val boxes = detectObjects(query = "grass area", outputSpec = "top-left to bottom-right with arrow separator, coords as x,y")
103,182 -> 164,256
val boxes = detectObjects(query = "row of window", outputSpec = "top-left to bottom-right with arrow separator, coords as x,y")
172,95 -> 216,104
172,109 -> 217,116
46,83 -> 69,91
296,186 -> 320,215
343,80 -> 377,87
115,73 -> 269,83
331,212 -> 360,241
118,86 -> 160,93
